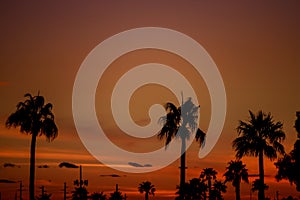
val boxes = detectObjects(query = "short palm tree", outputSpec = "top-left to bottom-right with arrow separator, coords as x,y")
233,110 -> 285,200
158,98 -> 205,199
138,181 -> 156,200
36,193 -> 52,200
210,180 -> 227,200
175,178 -> 207,200
6,93 -> 58,200
251,179 -> 268,193
72,187 -> 88,200
200,168 -> 218,199
224,160 -> 249,200
108,191 -> 124,200
90,192 -> 107,200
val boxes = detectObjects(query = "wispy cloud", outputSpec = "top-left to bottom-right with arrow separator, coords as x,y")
128,162 -> 152,168
37,164 -> 50,168
99,174 -> 126,178
3,163 -> 20,168
0,179 -> 16,183
58,162 -> 79,168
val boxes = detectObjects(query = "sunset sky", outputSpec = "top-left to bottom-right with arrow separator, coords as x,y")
1,1 -> 300,199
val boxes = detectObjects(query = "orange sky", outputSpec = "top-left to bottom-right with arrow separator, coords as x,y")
1,1 -> 300,199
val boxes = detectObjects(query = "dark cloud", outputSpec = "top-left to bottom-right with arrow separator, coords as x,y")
0,179 -> 16,183
99,174 -> 125,178
38,165 -> 50,168
58,162 -> 78,168
3,163 -> 20,168
128,162 -> 143,167
128,162 -> 152,168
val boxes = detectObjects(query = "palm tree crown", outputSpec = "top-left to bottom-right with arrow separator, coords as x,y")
210,180 -> 227,200
90,192 -> 107,200
138,181 -> 156,200
175,178 -> 207,200
6,93 -> 58,140
233,110 -> 285,159
109,191 -> 125,200
232,110 -> 285,200
158,99 -> 205,146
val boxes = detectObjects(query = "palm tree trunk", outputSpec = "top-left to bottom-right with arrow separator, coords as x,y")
258,151 -> 265,200
29,133 -> 37,200
208,178 -> 211,200
145,192 -> 149,200
235,182 -> 240,200
179,137 -> 186,200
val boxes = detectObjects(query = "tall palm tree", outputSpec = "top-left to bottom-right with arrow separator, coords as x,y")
224,160 -> 249,200
233,110 -> 285,200
158,98 -> 205,199
6,93 -> 58,200
138,181 -> 156,200
200,168 -> 217,199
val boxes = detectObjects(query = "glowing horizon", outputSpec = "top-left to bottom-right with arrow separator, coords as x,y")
1,1 -> 300,200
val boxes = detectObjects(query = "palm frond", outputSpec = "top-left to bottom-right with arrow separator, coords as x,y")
196,128 -> 206,147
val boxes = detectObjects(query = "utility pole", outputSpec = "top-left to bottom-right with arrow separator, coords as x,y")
40,185 -> 45,197
64,182 -> 67,200
19,181 -> 23,200
40,185 -> 45,198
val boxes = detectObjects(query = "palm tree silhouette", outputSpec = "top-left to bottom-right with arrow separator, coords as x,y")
200,168 -> 218,199
6,93 -> 58,200
108,191 -> 124,200
36,193 -> 52,200
281,196 -> 298,200
295,111 -> 300,136
158,98 -> 205,199
210,180 -> 227,200
175,178 -> 207,200
224,160 -> 249,200
138,181 -> 156,200
251,179 -> 268,193
233,110 -> 285,200
90,192 -> 107,200
72,187 -> 88,200
275,111 -> 300,191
